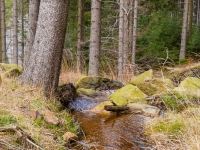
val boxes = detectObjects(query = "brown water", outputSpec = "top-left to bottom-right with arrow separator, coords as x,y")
69,98 -> 152,150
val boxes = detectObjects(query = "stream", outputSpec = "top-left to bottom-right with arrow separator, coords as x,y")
68,98 -> 153,150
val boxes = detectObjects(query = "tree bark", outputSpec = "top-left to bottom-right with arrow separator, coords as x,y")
21,0 -> 24,66
180,0 -> 189,60
123,0 -> 129,75
18,0 -> 70,94
24,0 -> 40,66
88,0 -> 102,76
0,0 -> 2,63
128,0 -> 133,54
188,0 -> 193,40
132,0 -> 138,72
77,0 -> 85,74
1,0 -> 6,63
118,0 -> 124,81
197,0 -> 200,25
13,0 -> 18,64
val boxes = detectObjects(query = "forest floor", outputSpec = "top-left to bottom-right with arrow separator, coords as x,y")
0,62 -> 200,150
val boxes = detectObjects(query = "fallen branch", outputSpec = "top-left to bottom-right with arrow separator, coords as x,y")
0,126 -> 44,150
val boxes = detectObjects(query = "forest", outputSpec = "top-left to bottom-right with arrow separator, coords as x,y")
0,0 -> 200,150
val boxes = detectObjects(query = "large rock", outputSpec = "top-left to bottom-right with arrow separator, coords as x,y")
77,88 -> 98,98
75,76 -> 123,90
174,77 -> 200,98
130,69 -> 153,85
91,101 -> 115,117
43,110 -> 59,125
137,78 -> 174,96
109,84 -> 147,105
62,132 -> 78,142
128,103 -> 160,117
0,63 -> 22,78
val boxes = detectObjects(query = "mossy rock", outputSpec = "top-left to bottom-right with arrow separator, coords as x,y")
75,76 -> 123,90
174,77 -> 200,98
77,88 -> 98,98
109,84 -> 147,106
92,101 -> 113,111
0,63 -> 22,71
0,63 -> 22,78
1,68 -> 22,78
130,69 -> 153,85
128,103 -> 160,117
137,78 -> 174,96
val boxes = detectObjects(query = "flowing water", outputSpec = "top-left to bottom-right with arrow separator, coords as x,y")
69,98 -> 152,150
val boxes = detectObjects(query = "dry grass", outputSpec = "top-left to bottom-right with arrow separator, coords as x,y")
0,77 -> 79,150
146,107 -> 200,150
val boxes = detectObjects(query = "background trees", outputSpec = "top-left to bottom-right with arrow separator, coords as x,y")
0,0 -> 200,84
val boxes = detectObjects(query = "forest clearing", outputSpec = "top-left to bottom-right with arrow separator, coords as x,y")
1,0 -> 200,150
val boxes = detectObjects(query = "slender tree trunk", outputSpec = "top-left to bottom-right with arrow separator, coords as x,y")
132,0 -> 138,72
128,0 -> 133,53
18,0 -> 69,94
188,0 -> 193,40
180,0 -> 189,60
0,1 -> 2,63
77,0 -> 85,74
21,0 -> 24,66
118,0 -> 124,81
13,0 -> 18,64
88,0 -> 102,76
197,0 -> 200,25
24,0 -> 40,66
1,0 -> 6,63
123,0 -> 128,75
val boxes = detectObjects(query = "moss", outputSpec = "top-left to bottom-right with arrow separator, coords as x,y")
130,69 -> 153,85
174,77 -> 200,98
154,120 -> 184,134
77,88 -> 97,97
2,68 -> 22,78
109,84 -> 147,105
0,63 -> 22,71
137,78 -> 174,96
75,76 -> 110,89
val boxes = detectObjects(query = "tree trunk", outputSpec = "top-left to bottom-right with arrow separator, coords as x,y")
88,0 -> 102,76
18,0 -> 69,94
132,0 -> 138,72
21,0 -> 24,66
123,0 -> 129,76
197,0 -> 200,25
77,0 -> 85,74
118,0 -> 124,81
180,0 -> 189,60
24,0 -> 40,66
1,0 -> 6,63
0,0 -> 2,63
13,0 -> 18,64
188,0 -> 193,41
128,0 -> 133,54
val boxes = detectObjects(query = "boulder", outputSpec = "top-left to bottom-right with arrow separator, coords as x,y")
130,69 -> 153,85
109,84 -> 147,106
174,77 -> 200,98
137,78 -> 174,96
92,101 -> 113,111
77,88 -> 98,98
63,132 -> 78,142
75,76 -> 123,90
91,101 -> 115,117
128,103 -> 160,117
43,110 -> 59,125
